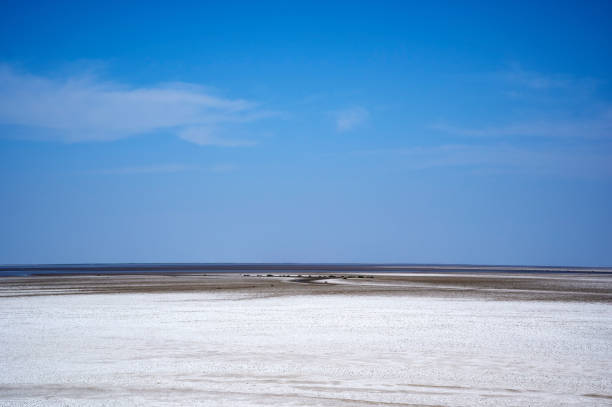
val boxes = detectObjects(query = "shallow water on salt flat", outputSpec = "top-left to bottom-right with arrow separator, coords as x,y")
1,291 -> 611,406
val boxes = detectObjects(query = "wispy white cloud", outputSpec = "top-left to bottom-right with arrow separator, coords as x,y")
90,162 -> 240,175
0,65 -> 270,145
91,164 -> 198,175
178,127 -> 256,147
351,144 -> 612,178
210,163 -> 238,173
497,65 -> 600,91
433,65 -> 611,140
431,109 -> 612,139
335,106 -> 369,132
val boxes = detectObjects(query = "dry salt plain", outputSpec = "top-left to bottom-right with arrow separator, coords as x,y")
1,272 -> 611,406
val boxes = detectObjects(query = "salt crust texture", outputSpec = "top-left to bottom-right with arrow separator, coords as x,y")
1,291 -> 611,406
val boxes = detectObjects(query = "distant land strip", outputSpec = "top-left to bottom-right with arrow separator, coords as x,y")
1,263 -> 611,275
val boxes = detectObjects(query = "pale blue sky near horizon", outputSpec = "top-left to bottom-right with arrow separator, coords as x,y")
1,1 -> 611,266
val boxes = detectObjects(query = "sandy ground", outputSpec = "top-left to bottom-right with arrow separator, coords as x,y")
1,272 -> 611,302
1,273 -> 611,406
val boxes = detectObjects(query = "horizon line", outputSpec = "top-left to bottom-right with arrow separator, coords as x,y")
1,262 -> 611,273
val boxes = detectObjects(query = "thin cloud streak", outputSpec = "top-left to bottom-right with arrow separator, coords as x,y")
210,163 -> 238,173
431,110 -> 612,139
499,67 -> 599,90
0,65 -> 270,145
433,66 -> 611,139
178,127 -> 256,147
335,106 -> 369,132
91,164 -> 198,175
89,163 -> 239,175
351,144 -> 612,178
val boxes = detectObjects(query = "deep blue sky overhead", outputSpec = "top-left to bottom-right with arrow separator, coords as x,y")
1,1 -> 611,265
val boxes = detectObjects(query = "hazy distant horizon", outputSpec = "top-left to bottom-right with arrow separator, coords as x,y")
2,261 -> 611,276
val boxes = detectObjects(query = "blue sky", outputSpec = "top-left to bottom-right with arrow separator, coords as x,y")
1,1 -> 611,266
